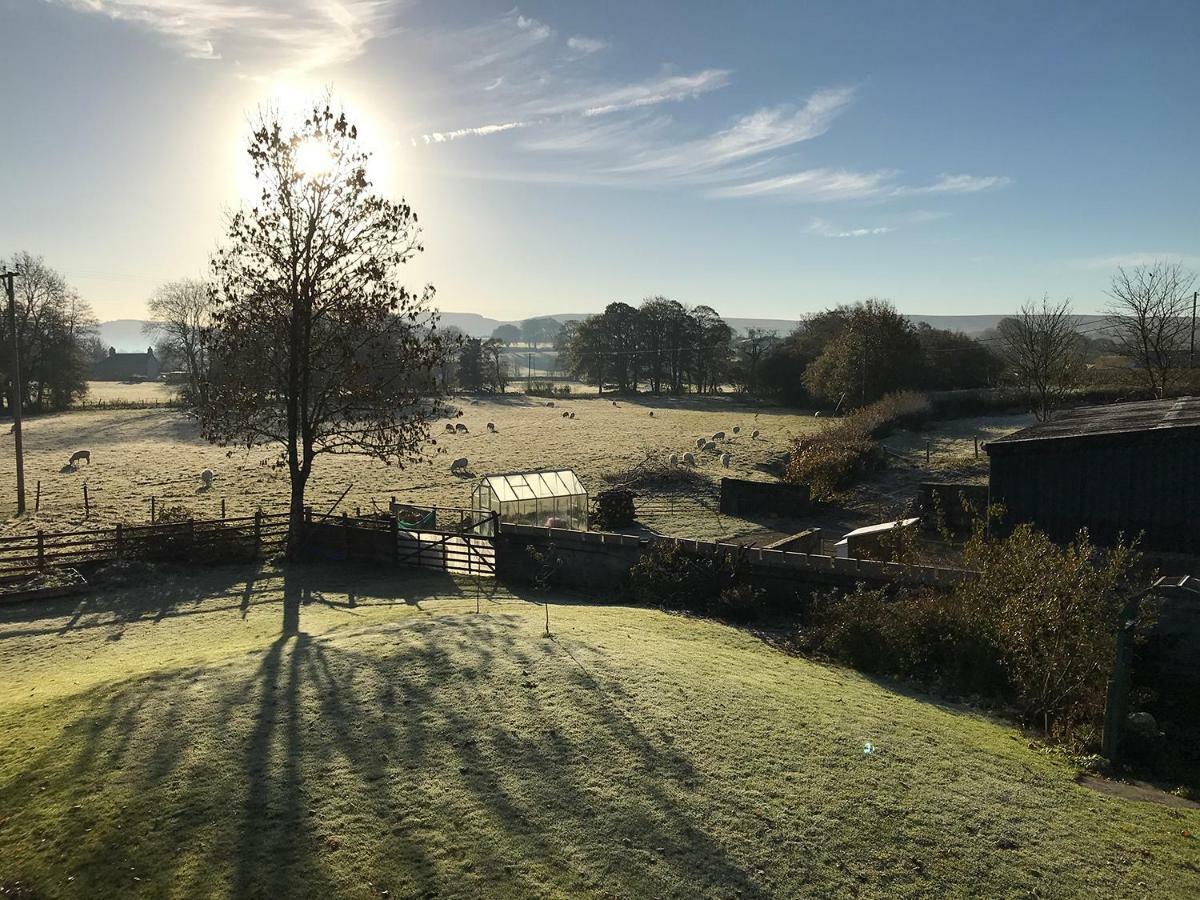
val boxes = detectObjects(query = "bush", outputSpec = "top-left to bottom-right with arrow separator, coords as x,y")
593,488 -> 636,531
785,391 -> 929,498
527,380 -> 572,398
628,541 -> 760,622
123,505 -> 259,565
803,521 -> 1140,749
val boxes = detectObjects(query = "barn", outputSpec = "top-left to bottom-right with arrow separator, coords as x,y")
986,397 -> 1200,553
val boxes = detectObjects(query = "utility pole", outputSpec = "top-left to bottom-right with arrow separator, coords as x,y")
3,269 -> 26,514
527,351 -> 532,392
1191,291 -> 1197,369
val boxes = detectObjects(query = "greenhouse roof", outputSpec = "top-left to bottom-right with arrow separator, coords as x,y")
477,469 -> 587,503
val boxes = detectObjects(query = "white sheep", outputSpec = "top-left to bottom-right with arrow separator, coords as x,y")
703,441 -> 717,452
732,426 -> 740,434
814,411 -> 822,417
200,468 -> 214,488
720,453 -> 731,467
569,412 -> 575,419
695,437 -> 706,449
683,452 -> 696,465
486,422 -> 496,432
751,429 -> 760,440
69,449 -> 91,466
450,457 -> 468,473
712,431 -> 726,442
668,453 -> 679,465
455,423 -> 469,433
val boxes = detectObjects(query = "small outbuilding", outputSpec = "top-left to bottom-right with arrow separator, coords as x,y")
986,397 -> 1200,553
472,469 -> 589,531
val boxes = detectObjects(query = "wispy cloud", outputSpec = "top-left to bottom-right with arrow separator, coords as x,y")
711,167 -> 1009,201
51,0 -> 405,73
566,35 -> 608,55
418,121 -> 529,145
571,69 -> 733,117
808,218 -> 894,238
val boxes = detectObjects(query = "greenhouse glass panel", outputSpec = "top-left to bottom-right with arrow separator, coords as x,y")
471,469 -> 589,531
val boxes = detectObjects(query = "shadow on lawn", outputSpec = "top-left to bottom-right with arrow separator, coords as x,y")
2,564 -> 767,899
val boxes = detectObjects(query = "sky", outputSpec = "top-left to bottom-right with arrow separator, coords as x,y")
1,0 -> 1198,324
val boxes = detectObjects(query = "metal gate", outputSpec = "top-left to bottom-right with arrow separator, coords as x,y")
395,528 -> 496,576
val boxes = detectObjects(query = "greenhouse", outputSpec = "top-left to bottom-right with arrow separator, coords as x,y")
471,469 -> 589,530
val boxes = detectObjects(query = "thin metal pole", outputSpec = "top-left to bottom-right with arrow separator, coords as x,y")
3,271 -> 26,514
1191,291 -> 1197,369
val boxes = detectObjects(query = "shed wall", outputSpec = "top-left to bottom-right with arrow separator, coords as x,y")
988,430 -> 1200,552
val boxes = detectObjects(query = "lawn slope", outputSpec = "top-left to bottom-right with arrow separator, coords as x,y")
1,564 -> 1197,899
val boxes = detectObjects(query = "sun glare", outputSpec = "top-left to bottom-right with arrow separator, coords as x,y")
295,137 -> 335,179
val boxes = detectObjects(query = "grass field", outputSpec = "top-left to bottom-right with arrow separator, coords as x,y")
0,394 -> 822,541
1,563 -> 1197,898
80,380 -> 180,404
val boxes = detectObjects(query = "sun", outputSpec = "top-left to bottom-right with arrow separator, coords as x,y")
295,137 -> 335,179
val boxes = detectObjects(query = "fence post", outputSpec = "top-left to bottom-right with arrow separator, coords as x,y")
1102,620 -> 1135,767
37,530 -> 44,570
254,508 -> 263,550
221,497 -> 226,520
34,480 -> 40,513
83,483 -> 89,518
151,495 -> 156,524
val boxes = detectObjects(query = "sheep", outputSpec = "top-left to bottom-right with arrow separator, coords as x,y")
562,411 -> 570,418
569,412 -> 575,419
695,437 -> 706,449
546,401 -> 555,408
683,452 -> 696,465
712,431 -> 726,442
814,411 -> 822,417
200,468 -> 214,489
450,457 -> 468,473
455,423 -> 469,433
649,411 -> 654,417
732,426 -> 740,434
486,422 -> 496,432
455,410 -> 464,418
668,453 -> 679,465
69,449 -> 91,466
720,453 -> 731,467
751,429 -> 760,439
703,441 -> 717,452
444,423 -> 455,433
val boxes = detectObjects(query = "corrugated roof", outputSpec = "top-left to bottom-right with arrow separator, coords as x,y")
988,397 -> 1200,446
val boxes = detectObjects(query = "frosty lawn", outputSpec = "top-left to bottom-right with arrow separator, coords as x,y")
1,563 -> 1197,898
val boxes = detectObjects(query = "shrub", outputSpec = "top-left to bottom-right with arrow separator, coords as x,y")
805,521 -> 1140,749
593,488 -> 636,531
123,505 -> 259,565
527,380 -> 572,398
784,391 -> 928,498
628,541 -> 759,622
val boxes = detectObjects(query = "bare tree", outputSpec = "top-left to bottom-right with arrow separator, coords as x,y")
997,296 -> 1084,421
1105,262 -> 1197,399
199,100 -> 452,556
144,278 -> 215,401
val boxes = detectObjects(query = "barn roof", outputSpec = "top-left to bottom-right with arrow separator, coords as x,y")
988,397 -> 1200,447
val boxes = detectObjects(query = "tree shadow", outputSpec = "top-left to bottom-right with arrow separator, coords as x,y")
1,568 -> 769,898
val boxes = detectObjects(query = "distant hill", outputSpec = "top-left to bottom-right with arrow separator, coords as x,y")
99,310 -> 1091,352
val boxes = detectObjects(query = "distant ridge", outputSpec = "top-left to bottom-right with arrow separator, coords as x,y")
97,311 -> 1086,352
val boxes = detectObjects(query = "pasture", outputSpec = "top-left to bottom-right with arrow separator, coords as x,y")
1,564 -> 1196,898
0,394 -> 815,540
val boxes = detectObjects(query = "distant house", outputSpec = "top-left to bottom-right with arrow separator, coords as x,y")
91,346 -> 161,382
986,397 -> 1200,553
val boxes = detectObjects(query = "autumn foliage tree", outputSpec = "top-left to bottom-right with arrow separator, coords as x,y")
200,101 -> 451,555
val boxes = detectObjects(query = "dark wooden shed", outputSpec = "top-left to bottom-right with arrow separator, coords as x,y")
985,398 -> 1200,553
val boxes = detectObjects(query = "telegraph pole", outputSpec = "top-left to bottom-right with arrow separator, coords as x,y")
3,269 -> 26,514
1191,291 -> 1197,369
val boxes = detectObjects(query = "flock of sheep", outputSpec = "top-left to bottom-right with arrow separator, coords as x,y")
432,400 -> 765,477
667,423 -> 760,469
63,448 -> 218,491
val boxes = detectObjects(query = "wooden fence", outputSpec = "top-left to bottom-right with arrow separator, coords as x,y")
0,511 -> 291,577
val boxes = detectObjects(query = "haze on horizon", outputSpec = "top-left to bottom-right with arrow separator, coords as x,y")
1,0 -> 1197,324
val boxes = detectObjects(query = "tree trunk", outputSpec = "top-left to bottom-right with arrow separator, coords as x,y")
286,464 -> 310,560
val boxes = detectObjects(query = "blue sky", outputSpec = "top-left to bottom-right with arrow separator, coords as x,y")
1,0 -> 1197,322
